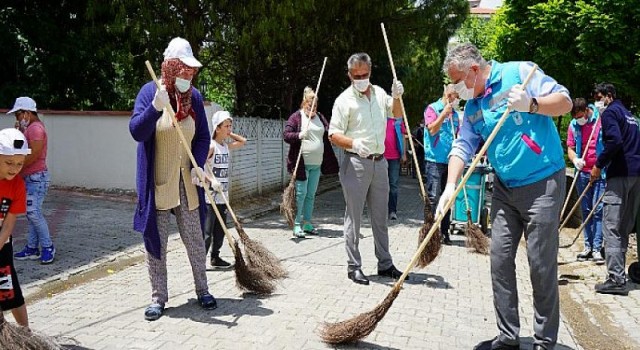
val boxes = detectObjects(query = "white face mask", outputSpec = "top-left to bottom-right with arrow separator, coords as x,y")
453,70 -> 476,100
175,77 -> 191,93
19,118 -> 30,129
353,78 -> 370,92
594,100 -> 605,110
576,117 -> 588,126
451,99 -> 460,109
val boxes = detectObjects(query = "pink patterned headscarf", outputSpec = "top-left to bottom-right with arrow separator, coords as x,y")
161,59 -> 196,121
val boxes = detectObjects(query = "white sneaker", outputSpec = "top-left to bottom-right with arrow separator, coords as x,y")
592,251 -> 604,264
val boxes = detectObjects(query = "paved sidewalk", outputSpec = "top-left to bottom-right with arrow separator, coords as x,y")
8,177 -> 588,349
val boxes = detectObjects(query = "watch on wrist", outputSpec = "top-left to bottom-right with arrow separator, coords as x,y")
529,97 -> 539,114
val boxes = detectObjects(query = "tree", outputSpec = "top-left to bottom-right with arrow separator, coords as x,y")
494,0 -> 640,110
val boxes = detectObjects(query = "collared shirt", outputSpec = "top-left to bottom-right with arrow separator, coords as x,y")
450,61 -> 570,187
329,84 -> 394,155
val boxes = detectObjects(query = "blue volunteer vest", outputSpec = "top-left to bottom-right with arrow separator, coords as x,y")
570,104 -> 604,157
463,61 -> 565,188
424,100 -> 459,164
391,118 -> 405,156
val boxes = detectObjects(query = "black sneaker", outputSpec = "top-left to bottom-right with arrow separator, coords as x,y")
211,257 -> 233,270
595,278 -> 628,296
198,292 -> 218,310
576,248 -> 592,261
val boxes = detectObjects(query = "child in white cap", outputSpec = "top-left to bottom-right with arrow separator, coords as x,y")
0,128 -> 32,328
202,110 -> 246,268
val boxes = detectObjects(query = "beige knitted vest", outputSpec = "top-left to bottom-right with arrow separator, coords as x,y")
154,110 -> 198,211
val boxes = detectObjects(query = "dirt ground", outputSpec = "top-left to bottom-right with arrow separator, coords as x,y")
558,228 -> 639,350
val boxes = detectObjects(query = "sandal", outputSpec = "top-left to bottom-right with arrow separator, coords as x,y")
303,223 -> 317,235
144,303 -> 164,321
293,225 -> 306,238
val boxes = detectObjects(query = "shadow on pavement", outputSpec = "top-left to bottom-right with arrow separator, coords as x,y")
406,272 -> 452,289
335,340 -> 400,350
164,296 -> 273,327
519,336 -> 577,350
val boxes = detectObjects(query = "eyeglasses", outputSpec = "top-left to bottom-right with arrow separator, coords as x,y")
352,73 -> 370,80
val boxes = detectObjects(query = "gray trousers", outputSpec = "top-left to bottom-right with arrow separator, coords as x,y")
339,153 -> 393,272
491,169 -> 565,349
147,177 -> 209,305
602,176 -> 640,284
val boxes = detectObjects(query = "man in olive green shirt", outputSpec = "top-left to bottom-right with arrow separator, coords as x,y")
329,52 -> 408,285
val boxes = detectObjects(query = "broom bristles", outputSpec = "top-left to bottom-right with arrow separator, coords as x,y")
280,178 -> 297,228
319,285 -> 400,344
0,313 -> 62,350
465,209 -> 490,255
416,198 -> 442,268
232,241 -> 277,295
233,221 -> 288,280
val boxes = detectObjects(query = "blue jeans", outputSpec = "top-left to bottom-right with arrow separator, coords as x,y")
387,159 -> 400,214
425,161 -> 450,237
295,164 -> 321,226
25,171 -> 53,248
576,171 -> 604,251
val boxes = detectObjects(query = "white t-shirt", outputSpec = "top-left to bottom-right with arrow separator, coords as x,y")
301,111 -> 325,166
205,140 -> 230,204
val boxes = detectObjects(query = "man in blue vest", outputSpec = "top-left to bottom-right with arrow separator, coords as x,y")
567,98 -> 605,263
439,43 -> 572,350
423,84 -> 459,244
591,83 -> 640,296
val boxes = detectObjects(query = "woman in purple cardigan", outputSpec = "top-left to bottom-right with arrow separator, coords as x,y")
129,37 -> 216,321
283,87 -> 339,238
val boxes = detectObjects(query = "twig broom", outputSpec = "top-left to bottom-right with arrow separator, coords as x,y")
319,59 -> 538,344
205,164 -> 288,280
145,61 -> 275,294
449,116 -> 489,254
280,57 -> 328,228
0,310 -> 61,350
380,23 -> 440,268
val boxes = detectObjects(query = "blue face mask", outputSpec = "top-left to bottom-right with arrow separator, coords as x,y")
175,77 -> 191,93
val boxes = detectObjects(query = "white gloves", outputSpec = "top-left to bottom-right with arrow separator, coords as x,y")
351,138 -> 371,158
572,157 -> 586,171
507,84 -> 531,113
436,183 -> 456,217
152,85 -> 170,112
299,123 -> 309,139
191,167 -> 223,192
391,80 -> 404,99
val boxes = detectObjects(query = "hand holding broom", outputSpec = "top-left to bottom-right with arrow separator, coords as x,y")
320,60 -> 539,344
145,61 -> 276,294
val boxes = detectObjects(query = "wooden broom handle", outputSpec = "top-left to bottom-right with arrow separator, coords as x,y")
392,64 -> 539,285
291,57 -> 328,179
145,61 -> 235,248
560,117 -> 598,218
381,23 -> 427,200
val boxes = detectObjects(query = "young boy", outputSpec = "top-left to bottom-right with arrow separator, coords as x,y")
203,111 -> 246,269
0,128 -> 32,327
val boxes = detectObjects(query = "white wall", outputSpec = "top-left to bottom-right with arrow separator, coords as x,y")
0,105 -> 335,201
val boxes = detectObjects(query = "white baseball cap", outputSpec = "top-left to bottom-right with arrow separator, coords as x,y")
211,111 -> 232,128
163,37 -> 202,68
7,97 -> 37,114
0,128 -> 31,155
